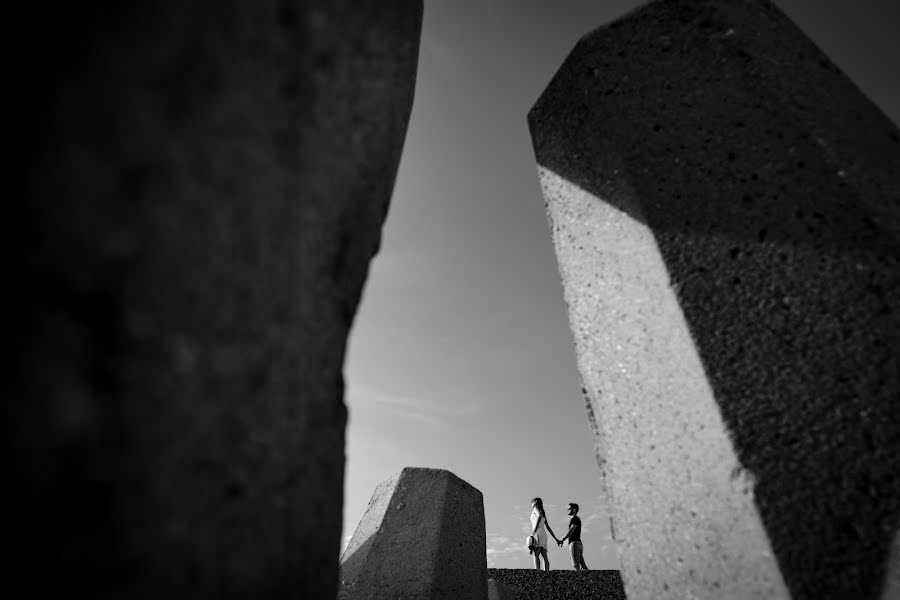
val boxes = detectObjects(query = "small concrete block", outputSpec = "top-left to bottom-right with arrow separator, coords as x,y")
488,578 -> 519,600
340,467 -> 487,600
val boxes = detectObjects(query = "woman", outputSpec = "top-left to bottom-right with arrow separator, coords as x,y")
529,497 -> 559,570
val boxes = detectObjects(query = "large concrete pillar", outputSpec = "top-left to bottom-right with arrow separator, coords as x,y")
528,0 -> 899,598
340,468 -> 488,600
7,2 -> 421,598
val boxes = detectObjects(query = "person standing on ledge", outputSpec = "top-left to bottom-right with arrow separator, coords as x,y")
558,502 -> 588,570
530,497 -> 559,570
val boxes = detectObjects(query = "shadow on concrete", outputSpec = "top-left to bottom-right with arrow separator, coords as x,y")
528,0 -> 899,598
338,533 -> 376,597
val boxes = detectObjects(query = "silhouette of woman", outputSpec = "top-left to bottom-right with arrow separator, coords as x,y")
530,497 -> 559,570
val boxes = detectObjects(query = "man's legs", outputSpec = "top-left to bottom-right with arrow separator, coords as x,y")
570,541 -> 584,570
578,543 -> 588,570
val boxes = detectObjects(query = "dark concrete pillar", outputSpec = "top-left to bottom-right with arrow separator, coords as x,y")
528,0 -> 899,598
7,2 -> 421,598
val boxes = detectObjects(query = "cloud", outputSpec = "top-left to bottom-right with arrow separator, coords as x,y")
486,533 -> 524,567
579,494 -> 609,535
349,384 -> 482,426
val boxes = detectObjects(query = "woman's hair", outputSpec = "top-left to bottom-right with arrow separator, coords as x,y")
532,497 -> 545,518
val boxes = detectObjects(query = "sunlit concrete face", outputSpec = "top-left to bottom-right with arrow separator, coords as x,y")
529,0 -> 900,598
539,166 -> 788,599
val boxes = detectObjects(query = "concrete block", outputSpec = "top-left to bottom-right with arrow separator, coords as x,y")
340,467 -> 488,600
528,0 -> 899,598
7,2 -> 421,598
488,578 -> 519,600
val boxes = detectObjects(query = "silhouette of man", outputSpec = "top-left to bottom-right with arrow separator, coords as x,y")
558,502 -> 588,570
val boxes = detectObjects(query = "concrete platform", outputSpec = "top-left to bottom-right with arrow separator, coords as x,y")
487,569 -> 627,600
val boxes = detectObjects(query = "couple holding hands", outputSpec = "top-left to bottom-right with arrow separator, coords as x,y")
528,497 -> 589,571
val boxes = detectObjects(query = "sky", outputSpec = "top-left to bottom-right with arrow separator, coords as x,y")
342,0 -> 900,570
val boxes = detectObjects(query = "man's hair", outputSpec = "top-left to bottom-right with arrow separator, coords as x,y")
569,503 -> 579,513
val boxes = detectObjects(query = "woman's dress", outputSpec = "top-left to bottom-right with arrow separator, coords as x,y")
530,507 -> 548,549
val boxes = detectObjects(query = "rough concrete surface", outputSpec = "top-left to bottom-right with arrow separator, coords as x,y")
340,467 -> 488,600
535,166 -> 788,600
7,2 -> 422,598
528,0 -> 899,599
487,569 -> 627,600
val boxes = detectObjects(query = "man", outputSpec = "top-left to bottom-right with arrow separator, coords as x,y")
557,502 -> 588,570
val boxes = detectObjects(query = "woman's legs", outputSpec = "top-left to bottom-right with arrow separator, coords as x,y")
533,546 -> 550,570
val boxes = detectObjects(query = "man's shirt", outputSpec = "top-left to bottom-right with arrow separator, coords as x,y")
568,515 -> 582,543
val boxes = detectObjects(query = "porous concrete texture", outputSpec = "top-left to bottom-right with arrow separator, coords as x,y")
535,167 -> 787,600
528,0 -> 899,599
340,467 -> 488,600
7,1 -> 422,598
488,577 -> 520,600
487,569 -> 627,600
